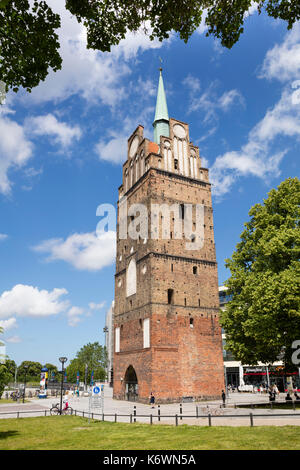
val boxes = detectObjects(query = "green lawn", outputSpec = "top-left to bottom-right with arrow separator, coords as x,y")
0,416 -> 300,450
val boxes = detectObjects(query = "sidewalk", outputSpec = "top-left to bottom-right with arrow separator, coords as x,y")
1,389 -> 299,426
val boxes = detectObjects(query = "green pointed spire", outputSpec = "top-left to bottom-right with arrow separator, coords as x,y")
153,67 -> 170,144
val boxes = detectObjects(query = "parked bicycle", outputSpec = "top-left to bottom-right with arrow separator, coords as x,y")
50,402 -> 73,416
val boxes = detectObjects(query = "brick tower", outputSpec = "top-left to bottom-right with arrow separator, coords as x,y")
113,69 -> 225,403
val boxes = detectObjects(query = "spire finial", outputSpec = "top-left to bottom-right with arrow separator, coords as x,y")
159,56 -> 163,72
153,60 -> 169,144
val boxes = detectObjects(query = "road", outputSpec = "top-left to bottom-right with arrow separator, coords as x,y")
1,387 -> 299,426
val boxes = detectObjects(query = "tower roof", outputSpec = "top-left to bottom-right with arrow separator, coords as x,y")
153,68 -> 170,144
154,68 -> 169,122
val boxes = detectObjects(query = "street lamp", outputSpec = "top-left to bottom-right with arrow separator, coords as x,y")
23,365 -> 29,404
59,357 -> 67,415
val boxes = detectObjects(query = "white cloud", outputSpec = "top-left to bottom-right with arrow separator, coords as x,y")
0,233 -> 8,241
182,74 -> 201,94
89,301 -> 105,311
5,335 -> 21,344
0,114 -> 33,194
260,23 -> 300,83
23,1 -> 167,107
209,86 -> 299,198
0,284 -> 69,319
184,79 -> 244,123
34,231 -> 116,271
67,306 -> 84,327
26,114 -> 82,149
0,317 -> 17,331
208,24 -> 300,199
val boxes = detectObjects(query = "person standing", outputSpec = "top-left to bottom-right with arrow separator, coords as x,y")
222,390 -> 226,406
149,392 -> 155,408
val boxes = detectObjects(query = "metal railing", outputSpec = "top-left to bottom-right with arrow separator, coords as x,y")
1,406 -> 300,427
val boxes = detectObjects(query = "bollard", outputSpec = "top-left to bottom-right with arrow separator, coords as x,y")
158,405 -> 161,422
150,414 -> 153,425
130,414 -> 132,423
250,413 -> 254,427
180,403 -> 182,420
102,413 -> 104,421
115,413 -> 117,423
208,413 -> 212,427
175,414 -> 178,426
133,405 -> 136,423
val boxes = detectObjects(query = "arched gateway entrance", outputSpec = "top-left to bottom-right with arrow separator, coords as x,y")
124,365 -> 138,401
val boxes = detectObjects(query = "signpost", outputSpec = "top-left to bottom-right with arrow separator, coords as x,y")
88,385 -> 104,424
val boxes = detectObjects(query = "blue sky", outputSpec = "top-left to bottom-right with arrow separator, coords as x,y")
0,1 -> 299,368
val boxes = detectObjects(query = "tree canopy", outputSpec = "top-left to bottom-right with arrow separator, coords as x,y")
66,342 -> 107,384
220,177 -> 300,369
1,0 -> 300,93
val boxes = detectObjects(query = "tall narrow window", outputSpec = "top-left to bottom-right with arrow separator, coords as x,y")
193,266 -> 197,274
190,318 -> 194,328
126,258 -> 137,297
143,318 -> 150,348
115,327 -> 120,353
168,289 -> 174,305
180,203 -> 185,219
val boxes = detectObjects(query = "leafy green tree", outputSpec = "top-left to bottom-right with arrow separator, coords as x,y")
1,1 -> 300,93
0,363 -> 12,399
4,358 -> 17,377
18,361 -> 43,382
66,342 -> 107,384
0,0 -> 62,92
220,177 -> 300,370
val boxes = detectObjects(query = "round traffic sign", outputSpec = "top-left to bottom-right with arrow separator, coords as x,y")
93,386 -> 100,394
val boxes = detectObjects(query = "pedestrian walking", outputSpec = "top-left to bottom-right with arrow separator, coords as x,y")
221,389 -> 226,406
149,392 -> 155,408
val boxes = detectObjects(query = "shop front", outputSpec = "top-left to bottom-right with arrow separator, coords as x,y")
243,366 -> 300,392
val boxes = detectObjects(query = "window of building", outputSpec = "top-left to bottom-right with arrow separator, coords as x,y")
190,318 -> 194,328
179,203 -> 185,219
168,289 -> 174,305
126,258 -> 137,297
115,327 -> 120,353
193,266 -> 197,274
143,318 -> 150,348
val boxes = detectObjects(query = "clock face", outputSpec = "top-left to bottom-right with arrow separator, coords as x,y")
129,135 -> 139,158
173,124 -> 186,139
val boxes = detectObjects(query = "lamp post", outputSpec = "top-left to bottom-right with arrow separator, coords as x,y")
103,326 -> 108,382
84,363 -> 88,392
22,365 -> 29,404
59,357 -> 67,415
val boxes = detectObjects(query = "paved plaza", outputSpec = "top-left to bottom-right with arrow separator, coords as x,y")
1,387 -> 300,426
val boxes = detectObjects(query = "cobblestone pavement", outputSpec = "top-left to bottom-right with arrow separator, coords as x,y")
1,388 -> 300,426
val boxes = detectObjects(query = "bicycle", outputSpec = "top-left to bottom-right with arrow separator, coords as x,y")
199,405 -> 224,416
50,402 -> 73,416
